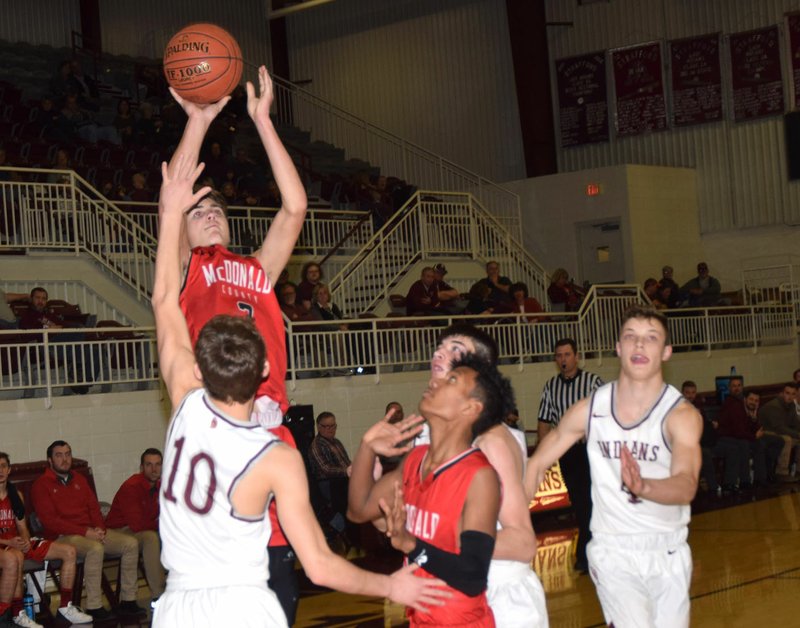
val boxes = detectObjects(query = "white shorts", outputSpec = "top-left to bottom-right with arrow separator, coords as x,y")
152,583 -> 288,628
486,560 -> 549,628
587,530 -> 691,628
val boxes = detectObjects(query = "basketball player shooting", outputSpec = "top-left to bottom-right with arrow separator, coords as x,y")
167,64 -> 304,427
524,304 -> 702,628
151,156 -> 449,627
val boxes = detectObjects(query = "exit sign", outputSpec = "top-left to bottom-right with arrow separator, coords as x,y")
586,183 -> 602,196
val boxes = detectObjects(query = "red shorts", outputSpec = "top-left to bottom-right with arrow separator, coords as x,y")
25,539 -> 51,562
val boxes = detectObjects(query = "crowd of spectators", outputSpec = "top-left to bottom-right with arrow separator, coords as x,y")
643,262 -> 731,310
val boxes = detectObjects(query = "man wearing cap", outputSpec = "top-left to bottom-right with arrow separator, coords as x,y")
406,267 -> 446,316
680,262 -> 723,307
433,263 -> 460,308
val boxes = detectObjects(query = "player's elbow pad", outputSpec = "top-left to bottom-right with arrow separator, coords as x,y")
408,530 -> 494,597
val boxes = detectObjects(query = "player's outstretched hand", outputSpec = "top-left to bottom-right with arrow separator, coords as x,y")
379,481 -> 415,553
387,562 -> 450,613
169,87 -> 230,125
159,155 -> 211,217
620,444 -> 645,497
246,65 -> 274,124
363,410 -> 425,457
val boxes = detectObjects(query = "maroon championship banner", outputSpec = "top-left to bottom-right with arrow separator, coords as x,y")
670,33 -> 723,126
611,42 -> 667,137
555,52 -> 609,147
787,13 -> 800,107
729,26 -> 784,121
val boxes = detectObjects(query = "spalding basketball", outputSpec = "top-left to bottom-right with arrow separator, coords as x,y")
163,23 -> 243,104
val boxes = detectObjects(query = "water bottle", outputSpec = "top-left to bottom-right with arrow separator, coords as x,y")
23,593 -> 34,620
730,366 -> 737,376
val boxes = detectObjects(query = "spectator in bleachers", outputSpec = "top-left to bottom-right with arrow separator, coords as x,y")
113,98 -> 135,145
298,262 -> 323,311
310,283 -> 345,330
463,281 -> 495,320
280,283 -> 313,323
230,148 -> 258,188
37,96 -> 71,144
125,172 -> 153,203
660,265 -> 681,307
431,264 -> 460,310
510,282 -> 544,321
683,380 -> 743,495
0,289 -> 26,329
274,269 -> 290,299
680,262 -> 723,307
794,369 -> 800,419
263,179 -> 281,207
18,287 -> 98,394
31,441 -> 143,620
48,60 -> 73,100
653,282 -> 673,310
105,448 -> 166,604
46,148 -> 71,184
643,278 -> 658,301
717,379 -> 783,488
133,102 -> 156,145
758,383 -> 800,482
0,451 -> 92,626
68,60 -> 100,111
405,266 -> 447,316
220,180 -> 238,206
547,268 -> 583,312
309,412 -> 352,547
477,260 -> 513,307
60,93 -> 120,146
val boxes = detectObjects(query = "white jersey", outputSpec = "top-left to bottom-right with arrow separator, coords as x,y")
160,388 -> 280,590
587,382 -> 689,536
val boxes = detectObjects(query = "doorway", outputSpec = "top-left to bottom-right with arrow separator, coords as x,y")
575,219 -> 625,285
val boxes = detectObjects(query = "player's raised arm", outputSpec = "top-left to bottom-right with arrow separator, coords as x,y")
260,444 -> 449,612
347,411 -> 425,523
525,397 -> 590,499
247,65 -> 308,283
152,157 -> 211,407
167,88 -> 230,179
476,427 -> 537,562
621,401 -> 702,505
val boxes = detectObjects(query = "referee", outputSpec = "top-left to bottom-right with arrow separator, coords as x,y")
537,338 -> 603,573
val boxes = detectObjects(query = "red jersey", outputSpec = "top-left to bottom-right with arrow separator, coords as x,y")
0,494 -> 17,539
267,425 -> 296,548
180,245 -> 288,412
402,446 -> 495,627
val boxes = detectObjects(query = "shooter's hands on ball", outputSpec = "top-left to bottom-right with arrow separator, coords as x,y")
620,444 -> 645,498
246,65 -> 274,124
169,86 -> 230,125
363,410 -> 425,457
158,156 -> 212,218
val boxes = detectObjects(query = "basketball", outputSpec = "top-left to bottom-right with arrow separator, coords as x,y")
163,23 -> 243,104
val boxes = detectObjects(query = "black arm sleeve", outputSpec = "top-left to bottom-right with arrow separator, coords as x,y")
407,530 -> 495,597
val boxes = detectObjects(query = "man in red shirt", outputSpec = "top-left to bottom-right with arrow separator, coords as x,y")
105,448 -> 165,604
30,442 -> 142,621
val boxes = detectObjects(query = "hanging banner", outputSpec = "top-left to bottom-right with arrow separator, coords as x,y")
611,42 -> 667,137
787,13 -> 800,107
729,26 -> 784,121
670,33 -> 723,126
555,51 -> 609,147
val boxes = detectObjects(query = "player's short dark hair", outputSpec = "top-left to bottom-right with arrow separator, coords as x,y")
451,353 -> 515,439
681,380 -> 697,391
0,452 -> 9,465
619,304 -> 670,345
316,411 -> 335,426
438,323 -> 498,364
140,448 -> 163,466
553,338 -> 577,354
195,315 -> 266,404
46,440 -> 70,459
190,189 -> 228,216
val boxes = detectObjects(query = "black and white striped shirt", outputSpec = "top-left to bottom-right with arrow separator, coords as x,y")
538,369 -> 603,426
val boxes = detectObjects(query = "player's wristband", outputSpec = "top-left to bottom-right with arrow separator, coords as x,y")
408,530 -> 494,597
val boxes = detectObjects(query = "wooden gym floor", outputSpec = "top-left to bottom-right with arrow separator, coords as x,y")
33,483 -> 800,626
